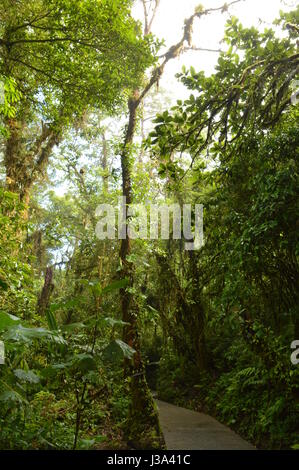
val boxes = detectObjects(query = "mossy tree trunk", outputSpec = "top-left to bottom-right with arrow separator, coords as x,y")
120,93 -> 165,449
4,115 -> 61,220
36,267 -> 54,317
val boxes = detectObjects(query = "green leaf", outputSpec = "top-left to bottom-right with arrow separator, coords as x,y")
0,390 -> 24,404
0,379 -> 27,404
0,279 -> 9,291
102,278 -> 129,294
74,353 -> 97,372
46,310 -> 58,331
103,317 -> 129,328
41,363 -> 68,377
102,339 -> 135,362
77,438 -> 96,450
4,325 -> 66,345
0,312 -> 20,331
77,435 -> 106,450
14,369 -> 40,384
60,322 -> 86,332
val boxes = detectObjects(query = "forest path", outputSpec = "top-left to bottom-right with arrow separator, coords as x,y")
155,399 -> 256,450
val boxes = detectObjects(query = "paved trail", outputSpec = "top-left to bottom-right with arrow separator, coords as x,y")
156,400 -> 256,450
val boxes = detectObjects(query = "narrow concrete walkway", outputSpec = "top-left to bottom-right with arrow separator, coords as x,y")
156,399 -> 256,450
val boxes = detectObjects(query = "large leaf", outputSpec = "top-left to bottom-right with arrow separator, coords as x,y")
0,379 -> 27,405
0,390 -> 24,404
14,369 -> 40,384
60,322 -> 86,332
46,310 -> 58,331
4,325 -> 66,345
40,363 -> 68,378
50,297 -> 84,312
43,354 -> 97,375
77,435 -> 106,450
77,438 -> 96,450
103,317 -> 129,328
102,339 -> 135,362
102,279 -> 129,295
0,312 -> 20,331
74,353 -> 97,372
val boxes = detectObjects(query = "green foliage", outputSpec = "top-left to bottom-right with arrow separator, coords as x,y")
0,190 -> 36,319
0,259 -> 137,449
148,8 -> 299,450
0,0 -> 155,118
147,11 -> 298,167
1,2 -> 299,452
103,339 -> 136,363
0,77 -> 22,134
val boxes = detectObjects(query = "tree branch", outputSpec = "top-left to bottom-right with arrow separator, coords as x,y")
138,0 -> 244,105
148,0 -> 161,34
142,0 -> 161,36
183,46 -> 222,54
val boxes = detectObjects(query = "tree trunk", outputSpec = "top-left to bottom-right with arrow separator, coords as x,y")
188,251 -> 207,371
120,95 -> 165,449
4,113 -> 61,220
36,267 -> 54,316
101,131 -> 109,193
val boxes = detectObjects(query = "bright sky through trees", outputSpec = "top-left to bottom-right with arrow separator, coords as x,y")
133,0 -> 296,98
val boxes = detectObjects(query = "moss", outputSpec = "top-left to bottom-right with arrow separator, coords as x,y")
123,374 -> 166,450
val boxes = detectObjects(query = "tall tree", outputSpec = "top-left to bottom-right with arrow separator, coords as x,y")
0,0 -> 154,211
